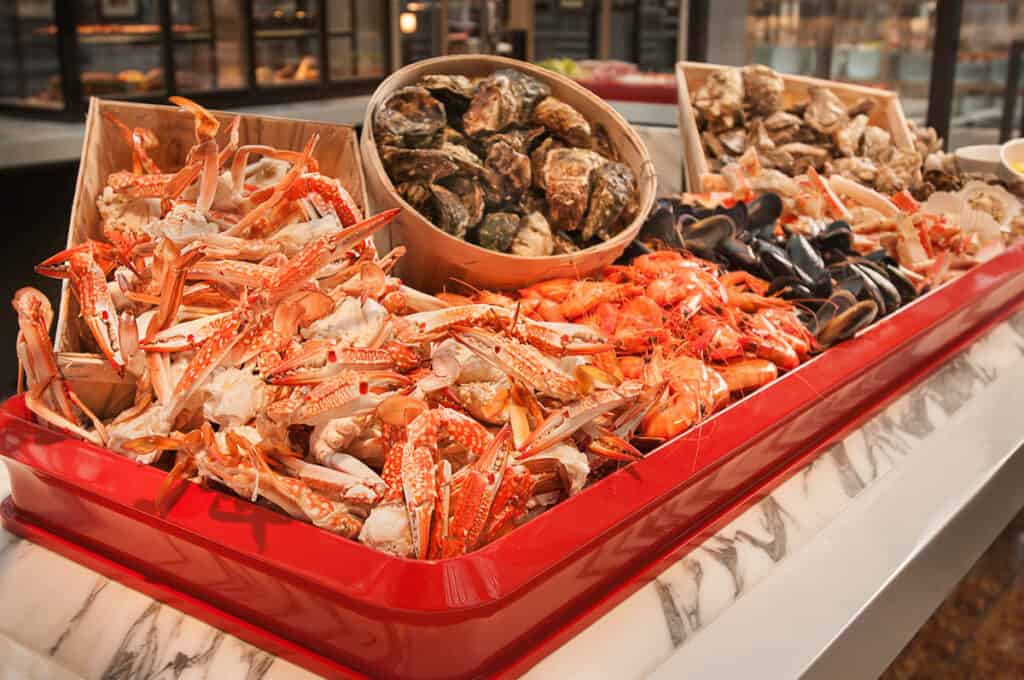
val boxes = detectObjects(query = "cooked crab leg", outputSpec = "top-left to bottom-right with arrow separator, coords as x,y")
440,425 -> 514,558
13,287 -> 75,421
140,312 -> 232,352
144,242 -> 205,343
263,340 -> 396,385
68,249 -> 125,374
518,382 -> 645,458
162,307 -> 246,422
455,327 -> 581,401
36,240 -> 119,280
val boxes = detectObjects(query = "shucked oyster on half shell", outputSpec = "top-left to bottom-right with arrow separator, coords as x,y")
374,86 -> 446,148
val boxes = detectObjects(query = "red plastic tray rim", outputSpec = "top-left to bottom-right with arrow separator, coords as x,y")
3,241 -> 1024,618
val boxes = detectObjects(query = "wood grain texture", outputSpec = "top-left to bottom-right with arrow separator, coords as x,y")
675,61 -> 915,192
361,55 -> 657,293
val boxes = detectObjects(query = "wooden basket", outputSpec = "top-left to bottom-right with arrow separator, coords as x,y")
54,98 -> 369,415
361,55 -> 657,292
675,61 -> 915,191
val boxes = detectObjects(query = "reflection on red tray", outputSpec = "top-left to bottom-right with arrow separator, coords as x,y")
2,242 -> 1024,679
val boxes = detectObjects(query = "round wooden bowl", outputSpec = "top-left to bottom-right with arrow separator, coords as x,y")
361,55 -> 656,292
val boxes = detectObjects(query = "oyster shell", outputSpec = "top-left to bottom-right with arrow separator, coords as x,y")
475,212 -> 521,252
511,212 -> 555,256
532,96 -> 592,147
592,123 -> 619,162
861,126 -> 893,163
429,183 -> 472,238
846,98 -> 875,118
531,137 -> 565,191
693,68 -> 744,132
552,230 -> 580,254
381,145 -> 459,183
485,140 -> 532,203
420,74 -> 477,121
829,156 -> 877,184
543,148 -> 605,231
481,126 -> 546,155
397,181 -> 432,210
804,86 -> 847,135
374,86 -> 446,148
742,64 -> 784,116
719,128 -> 748,156
834,114 -> 868,157
443,175 -> 486,229
581,162 -> 636,241
463,69 -> 550,137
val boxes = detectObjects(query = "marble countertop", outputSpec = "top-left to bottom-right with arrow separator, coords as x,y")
3,311 -> 1023,679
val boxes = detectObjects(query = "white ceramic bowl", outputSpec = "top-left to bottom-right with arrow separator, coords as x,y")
999,138 -> 1024,184
955,144 -> 1002,175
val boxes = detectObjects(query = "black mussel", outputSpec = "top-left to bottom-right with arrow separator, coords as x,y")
834,263 -> 885,311
620,240 -> 652,263
861,248 -> 892,265
747,192 -> 783,231
719,236 -> 759,270
853,262 -> 901,315
815,290 -> 878,348
680,214 -> 735,260
786,233 -> 827,283
753,239 -> 795,280
812,221 -> 854,254
767,276 -> 816,302
639,200 -> 681,248
716,200 -> 749,232
884,264 -> 919,306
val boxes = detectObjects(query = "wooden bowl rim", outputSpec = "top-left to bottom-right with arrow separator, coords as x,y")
361,54 -> 657,264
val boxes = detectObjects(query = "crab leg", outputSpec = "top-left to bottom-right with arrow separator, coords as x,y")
518,384 -> 643,458
225,135 -> 318,237
441,425 -> 514,558
264,340 -> 395,385
140,312 -> 232,352
455,327 -> 580,401
24,377 -> 104,446
13,287 -> 75,421
144,244 -> 205,343
288,370 -> 411,426
68,249 -> 125,374
162,308 -> 245,422
36,241 -> 119,280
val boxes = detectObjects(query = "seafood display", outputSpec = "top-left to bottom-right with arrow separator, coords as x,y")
643,148 -> 1016,348
690,64 -> 944,197
373,68 -> 638,255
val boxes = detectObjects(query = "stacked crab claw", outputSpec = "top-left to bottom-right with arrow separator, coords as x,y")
12,96 -> 682,560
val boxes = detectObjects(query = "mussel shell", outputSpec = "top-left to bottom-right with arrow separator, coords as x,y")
766,276 -> 815,301
681,214 -> 735,259
816,298 -> 878,348
719,237 -> 759,270
620,240 -> 652,263
786,233 -> 827,283
813,220 -> 854,254
853,262 -> 901,315
885,264 -> 919,305
753,239 -> 795,280
747,192 -> 784,230
716,201 -> 750,232
640,201 -> 683,249
832,262 -> 884,310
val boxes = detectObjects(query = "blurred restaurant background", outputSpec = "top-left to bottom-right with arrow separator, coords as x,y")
0,2 -> 1020,146
2,1 -> 1023,148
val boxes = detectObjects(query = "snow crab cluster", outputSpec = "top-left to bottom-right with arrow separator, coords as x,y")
11,97 -> 677,560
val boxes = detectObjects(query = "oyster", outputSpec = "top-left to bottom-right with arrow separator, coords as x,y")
443,175 -> 486,229
702,130 -> 729,160
833,114 -> 868,157
397,181 -> 432,210
750,119 -> 775,151
719,128 -> 747,156
429,183 -> 472,238
742,65 -> 784,116
693,68 -> 744,132
380,145 -> 459,184
592,123 -> 619,161
475,212 -> 520,252
846,98 -> 875,118
420,74 -> 477,120
763,111 -> 803,145
481,126 -> 545,155
581,162 -> 636,241
829,156 -> 877,184
511,212 -> 555,256
804,86 -> 847,135
543,148 -> 605,231
485,140 -> 531,203
861,126 -> 893,163
531,137 -> 565,191
463,69 -> 550,137
533,96 -> 592,147
374,86 -> 446,148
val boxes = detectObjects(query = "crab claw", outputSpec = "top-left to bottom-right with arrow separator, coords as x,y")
37,241 -> 118,280
139,312 -> 232,353
519,387 -> 637,458
292,370 -> 412,425
584,426 -> 644,462
68,249 -> 125,374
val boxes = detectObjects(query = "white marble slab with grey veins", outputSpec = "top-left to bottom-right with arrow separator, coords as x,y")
2,311 -> 1023,680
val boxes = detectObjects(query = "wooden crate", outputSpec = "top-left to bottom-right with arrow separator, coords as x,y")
53,98 -> 369,414
675,61 -> 915,191
361,55 -> 657,292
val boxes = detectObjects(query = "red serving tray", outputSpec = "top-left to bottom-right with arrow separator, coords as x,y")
3,241 -> 1024,680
